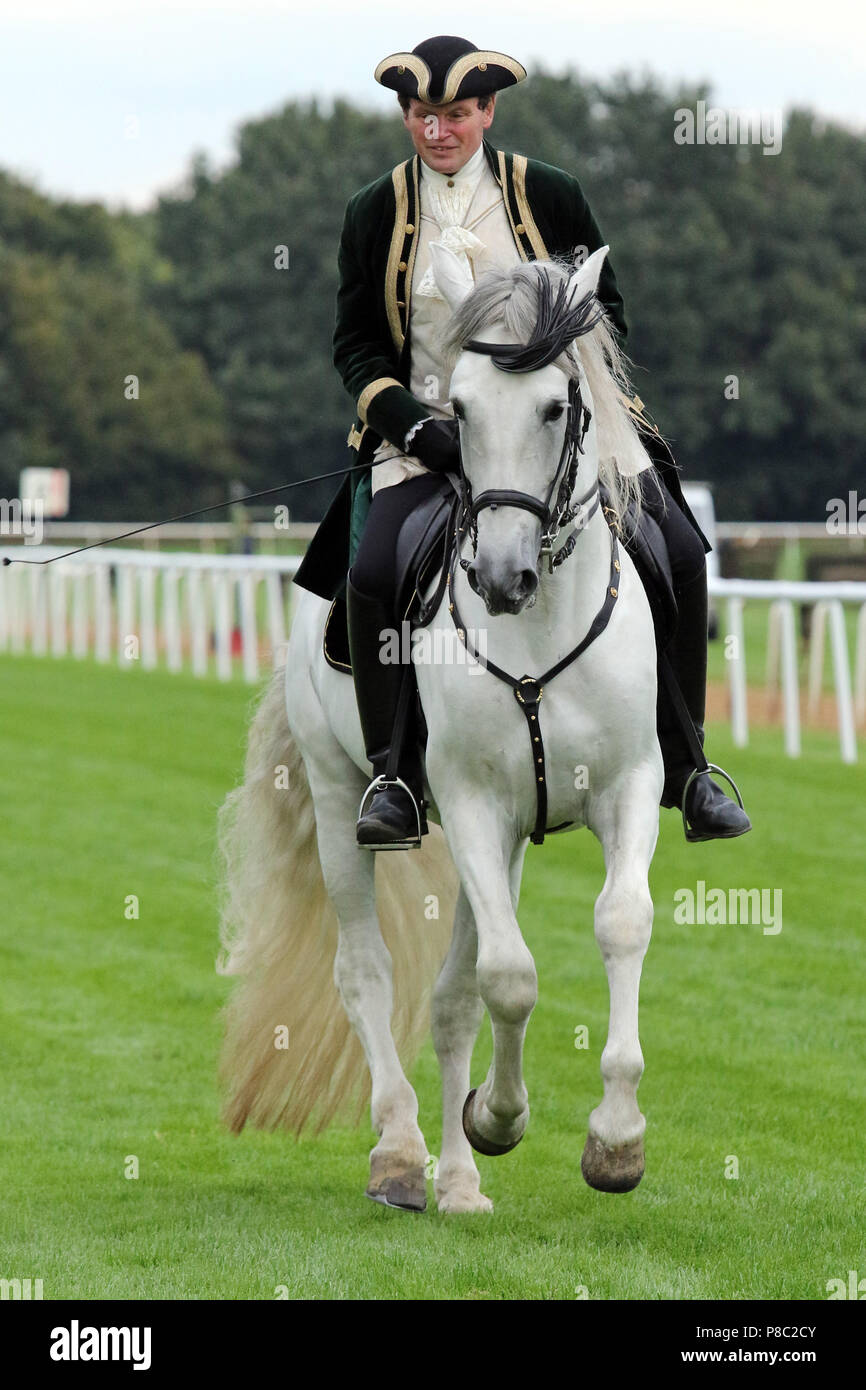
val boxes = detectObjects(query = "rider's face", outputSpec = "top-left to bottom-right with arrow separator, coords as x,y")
401,95 -> 496,175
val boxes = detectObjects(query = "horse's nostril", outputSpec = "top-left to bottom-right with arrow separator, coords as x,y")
466,563 -> 481,596
518,568 -> 538,598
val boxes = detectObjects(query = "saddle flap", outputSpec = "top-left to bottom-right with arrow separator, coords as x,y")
395,475 -> 459,621
324,475 -> 458,675
605,489 -> 678,648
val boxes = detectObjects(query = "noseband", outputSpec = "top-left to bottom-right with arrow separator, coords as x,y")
458,362 -> 596,573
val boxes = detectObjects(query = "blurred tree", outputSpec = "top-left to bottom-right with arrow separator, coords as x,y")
2,71 -> 864,525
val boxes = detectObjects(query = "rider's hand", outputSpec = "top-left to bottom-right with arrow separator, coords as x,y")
404,417 -> 461,474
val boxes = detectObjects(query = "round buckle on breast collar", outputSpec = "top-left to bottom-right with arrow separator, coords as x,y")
515,676 -> 544,706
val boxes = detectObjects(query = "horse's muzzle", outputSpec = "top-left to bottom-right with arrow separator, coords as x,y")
466,560 -> 538,616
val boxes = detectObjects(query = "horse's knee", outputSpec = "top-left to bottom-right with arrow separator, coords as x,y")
477,944 -> 537,1024
594,883 -> 653,957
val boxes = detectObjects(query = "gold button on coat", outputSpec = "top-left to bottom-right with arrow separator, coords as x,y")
398,260 -> 407,272
515,223 -> 526,234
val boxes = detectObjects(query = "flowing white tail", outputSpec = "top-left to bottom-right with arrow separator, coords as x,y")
216,665 -> 457,1136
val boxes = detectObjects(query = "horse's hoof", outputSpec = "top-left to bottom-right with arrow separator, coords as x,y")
437,1189 -> 494,1215
365,1176 -> 427,1212
366,1154 -> 427,1211
580,1133 -> 645,1192
462,1088 -> 524,1157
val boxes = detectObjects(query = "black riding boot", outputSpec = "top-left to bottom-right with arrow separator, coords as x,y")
346,575 -> 425,848
658,567 -> 752,841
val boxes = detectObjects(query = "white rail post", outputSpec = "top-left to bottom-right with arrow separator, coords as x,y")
94,565 -> 111,662
187,569 -> 208,677
139,566 -> 158,669
855,603 -> 866,725
827,600 -> 857,763
807,602 -> 828,719
72,568 -> 89,658
727,596 -> 748,747
0,563 -> 8,652
238,572 -> 259,683
117,565 -> 136,666
9,564 -> 25,652
265,571 -> 286,666
212,571 -> 233,681
163,569 -> 182,673
766,600 -> 781,715
29,565 -> 47,654
50,567 -> 68,658
776,599 -> 801,757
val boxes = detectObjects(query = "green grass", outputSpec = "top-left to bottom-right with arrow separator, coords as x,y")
0,653 -> 863,1300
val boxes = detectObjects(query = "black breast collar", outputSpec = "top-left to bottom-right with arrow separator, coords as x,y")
446,283 -> 618,845
447,510 -> 621,846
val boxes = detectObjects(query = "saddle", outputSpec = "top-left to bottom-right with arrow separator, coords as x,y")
324,478 -> 678,674
323,475 -> 459,672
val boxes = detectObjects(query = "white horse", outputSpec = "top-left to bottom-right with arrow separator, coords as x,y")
217,245 -> 664,1213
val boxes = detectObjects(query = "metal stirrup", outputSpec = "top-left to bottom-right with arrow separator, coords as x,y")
680,762 -> 747,843
356,774 -> 423,851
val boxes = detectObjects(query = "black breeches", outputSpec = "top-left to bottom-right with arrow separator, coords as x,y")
349,472 -> 448,603
638,470 -> 706,588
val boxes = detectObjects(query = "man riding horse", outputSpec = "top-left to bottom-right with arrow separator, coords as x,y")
293,34 -> 751,849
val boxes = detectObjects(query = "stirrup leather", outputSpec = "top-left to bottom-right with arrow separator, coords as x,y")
356,774 -> 423,851
681,762 -> 747,843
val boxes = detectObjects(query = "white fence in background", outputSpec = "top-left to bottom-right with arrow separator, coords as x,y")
716,578 -> 866,764
1,548 -> 864,762
0,546 -> 301,685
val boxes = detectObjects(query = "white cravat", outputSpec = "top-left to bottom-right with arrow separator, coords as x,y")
415,143 -> 487,300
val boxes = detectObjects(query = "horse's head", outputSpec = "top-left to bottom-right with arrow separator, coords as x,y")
433,244 -> 609,616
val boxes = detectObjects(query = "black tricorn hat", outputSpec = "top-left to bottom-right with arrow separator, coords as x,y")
375,35 -> 526,105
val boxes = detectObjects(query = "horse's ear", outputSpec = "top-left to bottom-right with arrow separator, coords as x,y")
566,245 -> 609,307
429,242 -> 474,313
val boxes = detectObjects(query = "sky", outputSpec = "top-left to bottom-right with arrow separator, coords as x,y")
2,0 -> 861,211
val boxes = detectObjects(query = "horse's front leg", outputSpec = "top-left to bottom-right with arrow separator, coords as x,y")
432,836 -> 528,1211
437,799 -> 536,1156
583,763 -> 661,1192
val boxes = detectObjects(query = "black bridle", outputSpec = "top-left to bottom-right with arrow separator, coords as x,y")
457,364 -> 596,574
456,274 -> 606,575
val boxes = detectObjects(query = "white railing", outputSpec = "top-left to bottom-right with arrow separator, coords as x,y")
0,545 -> 301,684
1,548 -> 864,762
715,578 -> 866,764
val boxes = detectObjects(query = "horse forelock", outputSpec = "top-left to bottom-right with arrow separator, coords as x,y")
442,258 -> 660,537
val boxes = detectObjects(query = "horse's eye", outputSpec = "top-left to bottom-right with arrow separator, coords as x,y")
544,402 -> 565,423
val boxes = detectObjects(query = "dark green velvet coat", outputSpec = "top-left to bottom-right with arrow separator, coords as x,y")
294,136 -> 701,601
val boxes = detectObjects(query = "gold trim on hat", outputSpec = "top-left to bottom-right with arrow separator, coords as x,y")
438,50 -> 526,104
375,52 -> 434,100
375,48 -> 526,104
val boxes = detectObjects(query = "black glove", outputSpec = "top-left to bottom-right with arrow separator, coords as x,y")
404,417 -> 461,474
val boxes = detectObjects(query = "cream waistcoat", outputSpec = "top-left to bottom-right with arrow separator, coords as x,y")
371,145 -> 522,494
